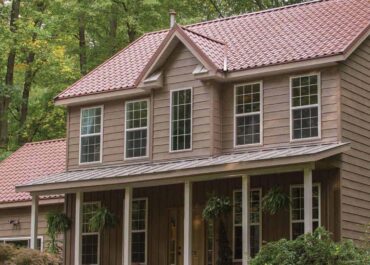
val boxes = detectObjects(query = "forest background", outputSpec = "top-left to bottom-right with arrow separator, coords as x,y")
0,0 -> 306,160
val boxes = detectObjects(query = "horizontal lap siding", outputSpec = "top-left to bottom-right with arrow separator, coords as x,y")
222,67 -> 340,152
152,43 -> 212,161
0,204 -> 63,246
339,37 -> 370,243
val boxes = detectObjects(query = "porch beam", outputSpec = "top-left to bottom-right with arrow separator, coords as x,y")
123,186 -> 132,265
74,192 -> 83,265
30,195 -> 39,249
184,180 -> 193,265
304,167 -> 313,233
242,175 -> 250,265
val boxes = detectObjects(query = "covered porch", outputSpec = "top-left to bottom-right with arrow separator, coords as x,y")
17,143 -> 348,265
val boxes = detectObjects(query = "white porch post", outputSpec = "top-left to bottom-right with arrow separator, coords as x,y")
242,175 -> 250,265
184,180 -> 193,265
30,194 -> 39,249
74,192 -> 83,265
123,187 -> 132,265
304,168 -> 313,233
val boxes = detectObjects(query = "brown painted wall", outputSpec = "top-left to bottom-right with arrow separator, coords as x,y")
339,37 -> 370,244
63,170 -> 340,265
0,204 -> 63,249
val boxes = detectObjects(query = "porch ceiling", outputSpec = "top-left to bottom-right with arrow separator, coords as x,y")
16,142 -> 349,194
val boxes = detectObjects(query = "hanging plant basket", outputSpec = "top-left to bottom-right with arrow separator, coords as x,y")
88,206 -> 118,232
46,212 -> 71,254
262,187 -> 290,215
202,195 -> 232,221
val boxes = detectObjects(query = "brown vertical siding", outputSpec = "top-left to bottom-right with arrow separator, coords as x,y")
339,37 -> 370,243
221,67 -> 340,153
0,204 -> 63,248
152,43 -> 213,161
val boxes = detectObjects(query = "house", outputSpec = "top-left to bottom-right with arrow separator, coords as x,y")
16,0 -> 370,264
0,139 -> 65,250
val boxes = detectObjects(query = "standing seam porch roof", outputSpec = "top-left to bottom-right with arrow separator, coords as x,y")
17,142 -> 349,192
56,0 -> 370,100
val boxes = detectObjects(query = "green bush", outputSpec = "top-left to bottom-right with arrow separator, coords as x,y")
251,228 -> 370,265
0,244 -> 60,265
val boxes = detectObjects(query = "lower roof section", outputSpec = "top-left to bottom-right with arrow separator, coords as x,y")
16,142 -> 349,194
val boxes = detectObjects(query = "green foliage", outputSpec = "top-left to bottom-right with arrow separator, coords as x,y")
202,196 -> 232,221
46,212 -> 71,254
262,187 -> 290,215
251,227 -> 370,265
0,243 -> 60,265
88,206 -> 118,232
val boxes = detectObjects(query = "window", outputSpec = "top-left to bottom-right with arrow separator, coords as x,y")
205,220 -> 215,265
233,189 -> 262,260
125,100 -> 149,159
290,184 -> 321,239
0,237 -> 43,250
82,202 -> 100,265
170,88 -> 192,151
132,198 -> 147,264
234,82 -> 262,146
291,74 -> 320,140
80,106 -> 103,163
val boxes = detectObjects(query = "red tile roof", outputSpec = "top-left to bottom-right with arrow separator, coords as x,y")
56,0 -> 370,100
0,139 -> 66,204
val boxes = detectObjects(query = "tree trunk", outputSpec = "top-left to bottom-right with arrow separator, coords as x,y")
0,0 -> 20,147
78,8 -> 87,75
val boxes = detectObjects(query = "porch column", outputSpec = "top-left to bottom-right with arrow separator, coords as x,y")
123,187 -> 132,265
242,175 -> 250,265
74,192 -> 83,265
30,194 -> 39,249
304,168 -> 313,233
184,180 -> 192,265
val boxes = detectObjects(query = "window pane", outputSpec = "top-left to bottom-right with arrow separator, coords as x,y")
292,107 -> 319,139
132,199 -> 147,263
291,75 -> 319,107
233,226 -> 242,260
250,225 -> 260,257
236,114 -> 260,145
80,135 -> 101,163
171,89 -> 192,151
81,107 -> 101,135
132,232 -> 146,263
82,234 -> 99,265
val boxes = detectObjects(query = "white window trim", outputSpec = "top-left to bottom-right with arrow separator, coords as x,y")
82,201 -> 101,265
289,183 -> 321,239
289,72 -> 321,142
132,197 -> 148,265
169,87 -> 193,153
232,188 -> 262,262
124,99 -> 150,160
0,236 -> 44,250
79,106 -> 104,165
233,81 -> 264,148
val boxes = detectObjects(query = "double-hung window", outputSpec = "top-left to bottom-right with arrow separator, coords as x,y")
234,82 -> 262,146
290,184 -> 321,239
82,202 -> 100,265
80,106 -> 103,164
170,88 -> 192,151
233,189 -> 262,260
291,74 -> 320,140
125,100 -> 149,159
132,198 -> 148,264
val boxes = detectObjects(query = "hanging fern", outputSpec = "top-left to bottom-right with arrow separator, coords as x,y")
88,206 -> 118,232
46,212 -> 71,254
202,196 -> 232,221
262,187 -> 290,215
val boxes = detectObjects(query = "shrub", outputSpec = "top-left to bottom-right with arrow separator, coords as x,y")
0,244 -> 60,265
251,228 -> 370,265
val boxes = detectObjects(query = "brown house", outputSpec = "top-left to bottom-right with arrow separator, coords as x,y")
0,139 -> 65,250
16,0 -> 370,265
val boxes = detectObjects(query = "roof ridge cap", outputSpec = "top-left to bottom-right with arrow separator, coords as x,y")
186,0 -> 324,28
24,138 -> 66,146
181,26 -> 226,45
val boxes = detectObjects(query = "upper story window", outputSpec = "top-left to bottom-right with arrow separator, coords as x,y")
80,106 -> 103,164
290,184 -> 320,239
170,88 -> 192,152
291,74 -> 320,140
125,100 -> 149,159
234,82 -> 262,146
